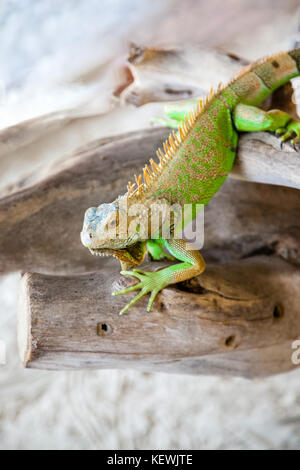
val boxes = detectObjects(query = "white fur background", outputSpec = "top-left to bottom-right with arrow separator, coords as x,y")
0,0 -> 300,450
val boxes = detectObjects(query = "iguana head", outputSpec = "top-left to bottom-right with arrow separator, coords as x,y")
81,192 -> 177,267
80,197 -> 147,267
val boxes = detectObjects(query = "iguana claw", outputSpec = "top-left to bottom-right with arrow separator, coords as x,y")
278,121 -> 300,151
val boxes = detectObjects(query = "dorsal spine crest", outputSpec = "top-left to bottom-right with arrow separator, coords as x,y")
126,92 -> 214,199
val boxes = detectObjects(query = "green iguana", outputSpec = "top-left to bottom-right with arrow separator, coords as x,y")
81,49 -> 300,315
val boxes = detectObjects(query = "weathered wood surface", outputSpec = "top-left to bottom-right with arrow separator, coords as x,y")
121,44 -> 248,105
18,256 -> 300,377
0,127 -> 300,276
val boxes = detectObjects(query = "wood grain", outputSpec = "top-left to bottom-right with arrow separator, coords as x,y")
121,45 -> 248,105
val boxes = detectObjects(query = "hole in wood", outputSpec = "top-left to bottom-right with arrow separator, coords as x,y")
225,335 -> 235,347
97,323 -> 112,336
273,304 -> 284,320
242,243 -> 277,259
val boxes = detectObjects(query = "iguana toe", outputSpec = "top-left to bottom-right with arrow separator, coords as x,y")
113,269 -> 169,315
279,121 -> 300,150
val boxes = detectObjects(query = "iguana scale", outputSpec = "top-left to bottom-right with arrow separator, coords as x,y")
81,49 -> 300,314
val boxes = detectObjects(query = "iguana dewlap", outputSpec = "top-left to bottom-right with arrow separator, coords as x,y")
81,49 -> 300,315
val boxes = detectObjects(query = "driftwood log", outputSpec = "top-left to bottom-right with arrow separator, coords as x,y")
10,126 -> 300,375
19,256 -> 300,377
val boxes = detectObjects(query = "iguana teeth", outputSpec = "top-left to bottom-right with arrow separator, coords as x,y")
89,249 -> 111,257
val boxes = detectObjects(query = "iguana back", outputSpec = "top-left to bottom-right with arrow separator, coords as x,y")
130,49 -> 300,206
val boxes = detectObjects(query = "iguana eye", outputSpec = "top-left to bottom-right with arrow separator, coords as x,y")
110,219 -> 116,228
105,219 -> 116,230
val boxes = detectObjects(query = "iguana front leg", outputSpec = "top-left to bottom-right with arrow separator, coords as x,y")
113,239 -> 206,315
146,239 -> 175,261
233,103 -> 300,149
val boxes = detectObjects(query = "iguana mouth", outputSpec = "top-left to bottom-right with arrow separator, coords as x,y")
89,242 -> 146,266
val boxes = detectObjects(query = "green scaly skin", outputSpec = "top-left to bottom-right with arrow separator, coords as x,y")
81,49 -> 300,315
